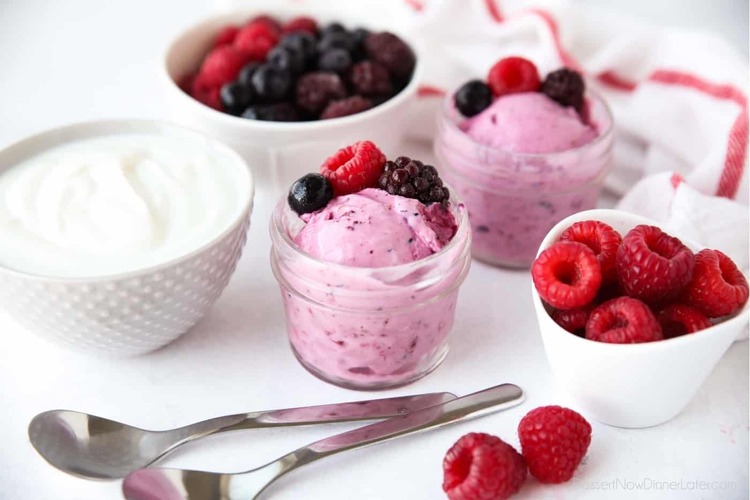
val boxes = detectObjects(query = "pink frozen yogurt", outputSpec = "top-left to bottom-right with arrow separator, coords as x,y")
436,90 -> 613,268
462,92 -> 598,154
271,188 -> 471,389
294,188 -> 457,267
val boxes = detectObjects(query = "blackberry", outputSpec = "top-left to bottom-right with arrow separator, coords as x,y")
288,173 -> 334,215
321,95 -> 372,119
349,61 -> 392,97
295,72 -> 348,114
377,156 -> 450,206
541,68 -> 585,112
454,80 -> 492,117
364,32 -> 415,79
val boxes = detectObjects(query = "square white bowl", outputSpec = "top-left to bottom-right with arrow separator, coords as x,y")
531,209 -> 749,428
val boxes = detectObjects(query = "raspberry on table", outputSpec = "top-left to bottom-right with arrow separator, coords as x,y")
532,241 -> 602,310
586,296 -> 663,343
233,22 -> 280,61
364,31 -> 416,79
518,406 -> 591,484
321,95 -> 373,119
487,57 -> 541,97
214,25 -> 239,47
282,16 -> 318,35
551,306 -> 591,337
560,220 -> 622,284
541,68 -> 586,112
656,303 -> 712,339
377,156 -> 450,206
682,249 -> 749,317
443,432 -> 527,500
616,225 -> 695,304
295,72 -> 348,114
350,60 -> 393,96
320,141 -> 387,195
198,45 -> 248,88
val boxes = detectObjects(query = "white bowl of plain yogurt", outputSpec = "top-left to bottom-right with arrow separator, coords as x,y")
0,120 -> 254,356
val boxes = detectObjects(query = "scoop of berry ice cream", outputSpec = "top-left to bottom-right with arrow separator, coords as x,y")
462,92 -> 598,154
294,188 -> 457,267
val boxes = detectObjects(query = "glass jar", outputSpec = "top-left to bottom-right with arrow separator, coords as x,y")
434,92 -> 614,268
270,196 -> 471,390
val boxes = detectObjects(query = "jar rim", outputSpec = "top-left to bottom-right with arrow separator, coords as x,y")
437,88 -> 615,160
269,189 -> 471,274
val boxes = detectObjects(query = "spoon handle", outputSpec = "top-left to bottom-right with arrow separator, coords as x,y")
230,383 -> 524,499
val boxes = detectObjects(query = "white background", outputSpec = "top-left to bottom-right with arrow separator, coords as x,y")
0,1 -> 748,499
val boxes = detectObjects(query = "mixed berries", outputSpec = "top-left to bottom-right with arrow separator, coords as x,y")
453,56 -> 586,119
443,405 -> 591,499
532,219 -> 749,344
182,15 -> 416,121
288,141 -> 450,215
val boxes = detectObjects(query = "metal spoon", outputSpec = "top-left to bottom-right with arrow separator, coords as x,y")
28,392 -> 456,480
123,383 -> 523,500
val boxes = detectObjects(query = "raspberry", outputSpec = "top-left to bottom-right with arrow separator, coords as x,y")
190,73 -> 223,110
213,25 -> 239,47
198,46 -> 247,88
350,61 -> 393,97
616,225 -> 695,304
282,16 -> 318,36
246,15 -> 281,34
682,249 -> 749,317
487,57 -> 541,97
364,32 -> 416,79
377,156 -> 450,206
551,307 -> 591,337
586,297 -> 663,343
532,242 -> 602,310
295,72 -> 348,115
518,406 -> 591,484
177,73 -> 195,94
560,220 -> 622,284
320,141 -> 387,196
321,95 -> 373,119
541,68 -> 585,112
443,433 -> 527,500
234,22 -> 280,61
656,304 -> 712,339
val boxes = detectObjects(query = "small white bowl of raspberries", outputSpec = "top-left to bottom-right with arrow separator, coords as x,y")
161,10 -> 421,191
530,209 -> 749,428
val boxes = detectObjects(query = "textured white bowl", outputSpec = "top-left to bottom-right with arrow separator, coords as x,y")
532,209 -> 749,428
0,120 -> 254,356
161,8 -> 422,192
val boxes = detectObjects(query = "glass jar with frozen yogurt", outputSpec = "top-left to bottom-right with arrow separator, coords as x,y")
434,57 -> 614,268
270,141 -> 471,390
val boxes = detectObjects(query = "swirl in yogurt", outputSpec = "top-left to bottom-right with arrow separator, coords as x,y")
0,134 -> 250,277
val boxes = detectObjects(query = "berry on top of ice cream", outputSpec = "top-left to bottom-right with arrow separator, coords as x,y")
286,141 -> 457,267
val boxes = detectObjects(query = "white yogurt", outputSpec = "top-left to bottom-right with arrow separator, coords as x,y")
0,133 -> 250,277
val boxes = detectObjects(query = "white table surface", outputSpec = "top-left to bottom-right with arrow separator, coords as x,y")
0,1 -> 748,499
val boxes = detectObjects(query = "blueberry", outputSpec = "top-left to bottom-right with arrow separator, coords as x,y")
220,82 -> 254,115
322,22 -> 346,36
267,45 -> 306,75
237,62 -> 260,87
241,103 -> 302,122
350,28 -> 370,60
250,64 -> 292,102
317,49 -> 352,74
454,80 -> 493,117
279,32 -> 317,65
288,173 -> 334,215
317,32 -> 353,54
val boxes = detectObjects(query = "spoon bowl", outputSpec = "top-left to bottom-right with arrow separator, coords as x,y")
28,392 -> 455,480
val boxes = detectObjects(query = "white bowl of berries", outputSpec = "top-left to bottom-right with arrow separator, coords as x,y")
161,11 -> 421,192
530,209 -> 749,428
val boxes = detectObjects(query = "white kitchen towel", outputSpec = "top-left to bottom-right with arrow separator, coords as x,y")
228,0 -> 749,333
